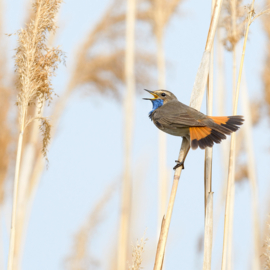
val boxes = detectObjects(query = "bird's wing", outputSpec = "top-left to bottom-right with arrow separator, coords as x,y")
153,101 -> 207,128
156,114 -> 206,128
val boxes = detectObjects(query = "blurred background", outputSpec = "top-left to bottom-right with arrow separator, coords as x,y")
0,0 -> 270,269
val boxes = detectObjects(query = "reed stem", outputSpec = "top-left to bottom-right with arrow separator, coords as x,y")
7,131 -> 24,270
153,138 -> 188,270
221,2 -> 255,269
203,192 -> 214,270
241,74 -> 261,269
227,2 -> 237,268
117,0 -> 136,268
153,2 -> 223,268
203,1 -> 215,268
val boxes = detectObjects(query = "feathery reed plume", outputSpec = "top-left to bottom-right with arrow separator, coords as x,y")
12,18 -> 59,266
221,2 -> 255,269
24,0 -> 155,198
14,0 -> 63,158
153,1 -> 224,268
220,0 -> 246,52
118,0 -> 136,269
11,3 -> 155,269
8,1 -> 63,269
65,181 -> 118,270
57,0 -> 154,105
128,233 -> 148,270
263,216 -> 270,269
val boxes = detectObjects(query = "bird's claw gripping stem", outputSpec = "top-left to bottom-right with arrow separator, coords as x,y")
173,160 -> 184,170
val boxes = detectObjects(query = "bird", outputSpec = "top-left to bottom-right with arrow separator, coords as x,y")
143,89 -> 244,170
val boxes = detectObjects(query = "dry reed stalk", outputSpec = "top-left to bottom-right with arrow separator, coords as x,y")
203,192 -> 214,270
128,234 -> 148,270
219,2 -> 247,268
110,157 -> 152,270
7,1 -> 63,269
117,0 -> 136,269
65,181 -> 117,270
11,4 -> 155,269
153,1 -> 224,268
14,104 -> 45,270
203,2 -> 215,269
212,31 -> 228,248
13,16 -> 59,268
240,73 -> 261,269
8,2 -> 155,268
204,55 -> 214,215
227,2 -> 237,268
221,2 -> 255,269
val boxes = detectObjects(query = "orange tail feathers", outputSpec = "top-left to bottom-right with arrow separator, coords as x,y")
189,116 -> 244,150
210,116 -> 244,133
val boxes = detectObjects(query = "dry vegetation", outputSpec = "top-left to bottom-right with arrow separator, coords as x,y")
128,234 -> 148,270
0,0 -> 270,269
8,0 -> 64,269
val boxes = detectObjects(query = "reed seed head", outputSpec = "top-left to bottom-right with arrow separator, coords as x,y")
220,0 -> 247,50
14,0 -> 64,159
128,234 -> 148,270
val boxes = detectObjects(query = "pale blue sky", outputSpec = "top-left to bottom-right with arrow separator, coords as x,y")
2,0 -> 270,269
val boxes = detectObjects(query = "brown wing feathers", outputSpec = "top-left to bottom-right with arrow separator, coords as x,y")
190,116 -> 244,150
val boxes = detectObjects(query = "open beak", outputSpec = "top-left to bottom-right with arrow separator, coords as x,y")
143,89 -> 159,100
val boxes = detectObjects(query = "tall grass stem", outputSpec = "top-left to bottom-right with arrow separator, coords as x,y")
153,2 -> 223,267
203,1 -> 215,268
221,2 -> 255,269
117,0 -> 136,268
8,132 -> 24,270
241,73 -> 261,269
203,192 -> 214,270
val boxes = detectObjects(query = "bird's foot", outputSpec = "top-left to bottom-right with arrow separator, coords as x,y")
173,160 -> 184,170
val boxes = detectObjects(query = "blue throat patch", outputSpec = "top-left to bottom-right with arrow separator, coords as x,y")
149,99 -> 163,119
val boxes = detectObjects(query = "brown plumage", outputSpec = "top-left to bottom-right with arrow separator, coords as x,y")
144,89 -> 244,168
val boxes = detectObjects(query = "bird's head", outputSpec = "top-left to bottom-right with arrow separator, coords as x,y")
143,89 -> 178,118
143,89 -> 177,104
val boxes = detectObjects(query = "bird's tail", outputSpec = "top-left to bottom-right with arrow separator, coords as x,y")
189,116 -> 244,150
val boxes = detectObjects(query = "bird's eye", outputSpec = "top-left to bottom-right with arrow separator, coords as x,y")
161,93 -> 166,97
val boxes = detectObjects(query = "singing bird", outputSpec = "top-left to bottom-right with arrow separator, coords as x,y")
144,89 -> 244,169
